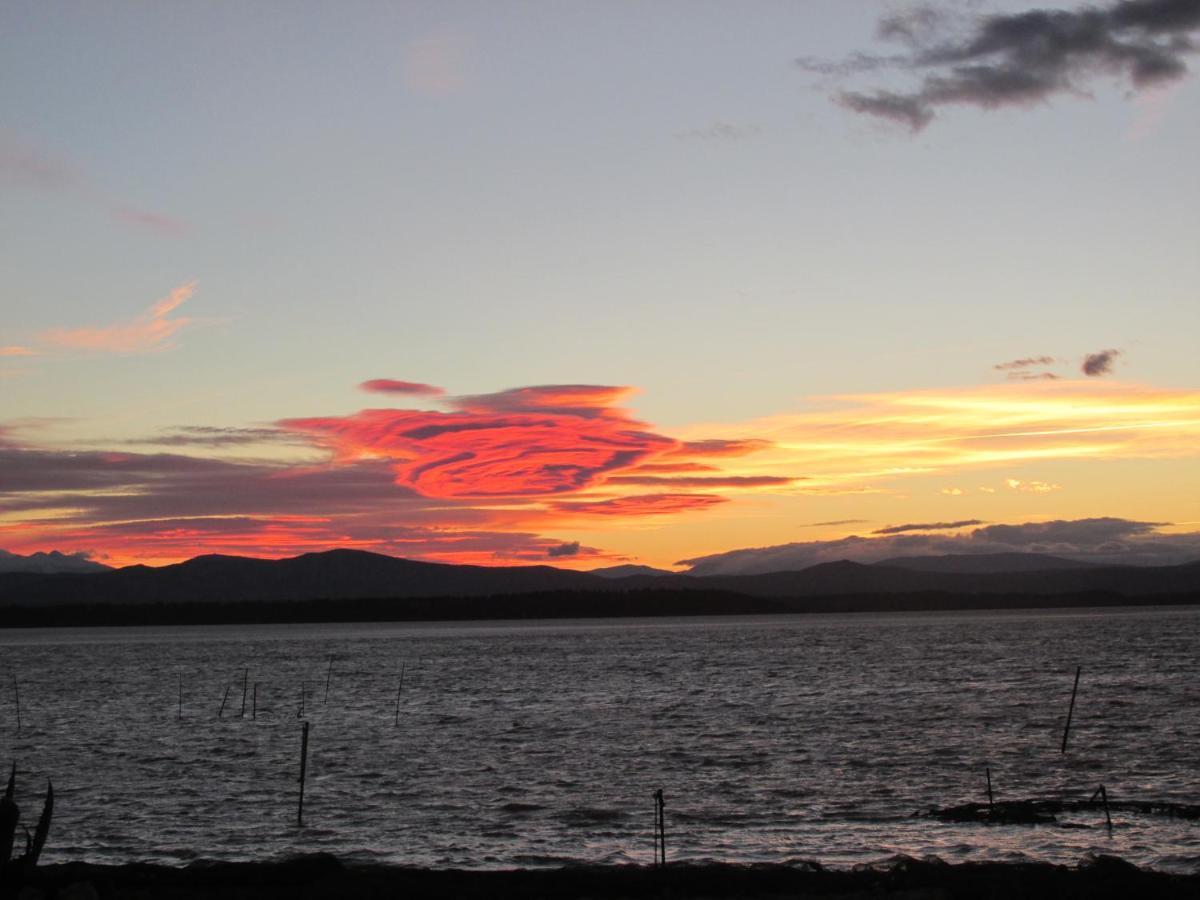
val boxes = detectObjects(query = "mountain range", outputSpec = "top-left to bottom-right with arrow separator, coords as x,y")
1,549 -> 1198,615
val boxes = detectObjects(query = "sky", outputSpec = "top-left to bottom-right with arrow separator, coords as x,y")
2,0 -> 1199,571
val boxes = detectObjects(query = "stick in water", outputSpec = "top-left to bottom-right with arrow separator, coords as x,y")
12,674 -> 20,734
1061,666 -> 1081,754
178,671 -> 183,720
218,684 -> 231,719
324,655 -> 333,704
653,789 -> 666,866
297,721 -> 310,826
240,668 -> 248,718
252,683 -> 258,720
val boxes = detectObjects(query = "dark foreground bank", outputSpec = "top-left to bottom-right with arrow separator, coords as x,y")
9,854 -> 1200,900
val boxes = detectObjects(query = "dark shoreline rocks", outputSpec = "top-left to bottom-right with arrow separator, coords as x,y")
8,853 -> 1200,900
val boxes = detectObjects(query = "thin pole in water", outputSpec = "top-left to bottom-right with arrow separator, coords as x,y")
1092,783 -> 1113,834
394,663 -> 405,727
252,683 -> 258,720
12,673 -> 21,734
178,671 -> 183,720
1061,666 -> 1081,754
297,721 -> 310,826
324,655 -> 333,705
240,668 -> 248,718
986,767 -> 994,812
218,684 -> 231,719
653,789 -> 666,866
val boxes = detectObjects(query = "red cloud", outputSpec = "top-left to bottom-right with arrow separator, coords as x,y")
359,379 -> 445,396
282,385 -> 682,499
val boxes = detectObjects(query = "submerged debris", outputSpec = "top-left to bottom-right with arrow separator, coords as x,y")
920,797 -> 1200,826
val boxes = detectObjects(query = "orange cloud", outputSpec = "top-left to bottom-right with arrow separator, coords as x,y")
0,346 -> 35,357
38,281 -> 197,354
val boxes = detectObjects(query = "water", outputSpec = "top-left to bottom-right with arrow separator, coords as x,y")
1,608 -> 1198,872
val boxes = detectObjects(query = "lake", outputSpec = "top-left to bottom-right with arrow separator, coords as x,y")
1,607 -> 1198,871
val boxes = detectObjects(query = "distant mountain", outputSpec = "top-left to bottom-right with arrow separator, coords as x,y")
588,564 -> 677,579
874,553 -> 1103,574
1,549 -> 1198,616
0,549 -> 111,575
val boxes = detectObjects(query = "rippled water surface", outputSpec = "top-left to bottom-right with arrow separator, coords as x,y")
2,608 -> 1199,871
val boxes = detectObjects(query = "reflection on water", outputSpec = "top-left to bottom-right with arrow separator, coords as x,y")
1,608 -> 1198,871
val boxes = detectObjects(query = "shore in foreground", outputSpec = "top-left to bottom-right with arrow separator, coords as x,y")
10,853 -> 1200,900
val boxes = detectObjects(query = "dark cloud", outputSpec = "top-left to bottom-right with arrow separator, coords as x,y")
1082,348 -> 1122,376
547,541 -> 582,558
359,379 -> 445,396
872,519 -> 985,535
804,519 -> 871,527
995,356 -> 1058,371
816,0 -> 1200,130
124,426 -> 295,447
679,516 -> 1200,574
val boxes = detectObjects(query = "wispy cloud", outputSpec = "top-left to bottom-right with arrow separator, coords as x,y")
359,379 -> 446,396
872,519 -> 984,535
804,0 -> 1200,130
36,281 -> 198,355
1,133 -> 188,235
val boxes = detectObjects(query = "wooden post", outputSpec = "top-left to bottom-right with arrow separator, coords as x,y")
13,674 -> 21,734
394,663 -> 406,727
218,684 -> 231,719
653,789 -> 666,866
297,721 -> 310,826
985,767 -> 994,811
324,655 -> 333,704
1099,784 -> 1112,834
240,668 -> 249,718
1061,666 -> 1081,754
252,683 -> 258,720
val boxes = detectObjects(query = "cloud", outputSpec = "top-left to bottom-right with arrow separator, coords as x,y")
549,493 -> 729,517
1,133 -> 186,235
680,517 -> 1200,574
995,356 -> 1058,371
404,31 -> 470,97
1005,477 -> 1061,493
804,519 -> 871,527
1083,348 -> 1122,376
35,281 -> 197,354
605,475 -> 794,488
359,379 -> 446,396
282,385 -> 681,499
546,541 -> 582,558
813,0 -> 1200,130
1,380 -> 773,566
0,346 -> 36,357
872,519 -> 985,535
681,380 -> 1200,494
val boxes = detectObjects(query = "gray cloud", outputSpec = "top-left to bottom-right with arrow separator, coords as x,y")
995,356 -> 1058,371
1082,348 -> 1122,376
679,516 -> 1200,574
547,541 -> 582,558
814,0 -> 1200,130
872,519 -> 985,535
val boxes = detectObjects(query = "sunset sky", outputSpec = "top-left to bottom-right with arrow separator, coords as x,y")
3,0 -> 1199,571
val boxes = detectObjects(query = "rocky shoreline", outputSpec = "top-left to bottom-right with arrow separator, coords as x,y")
7,853 -> 1200,900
